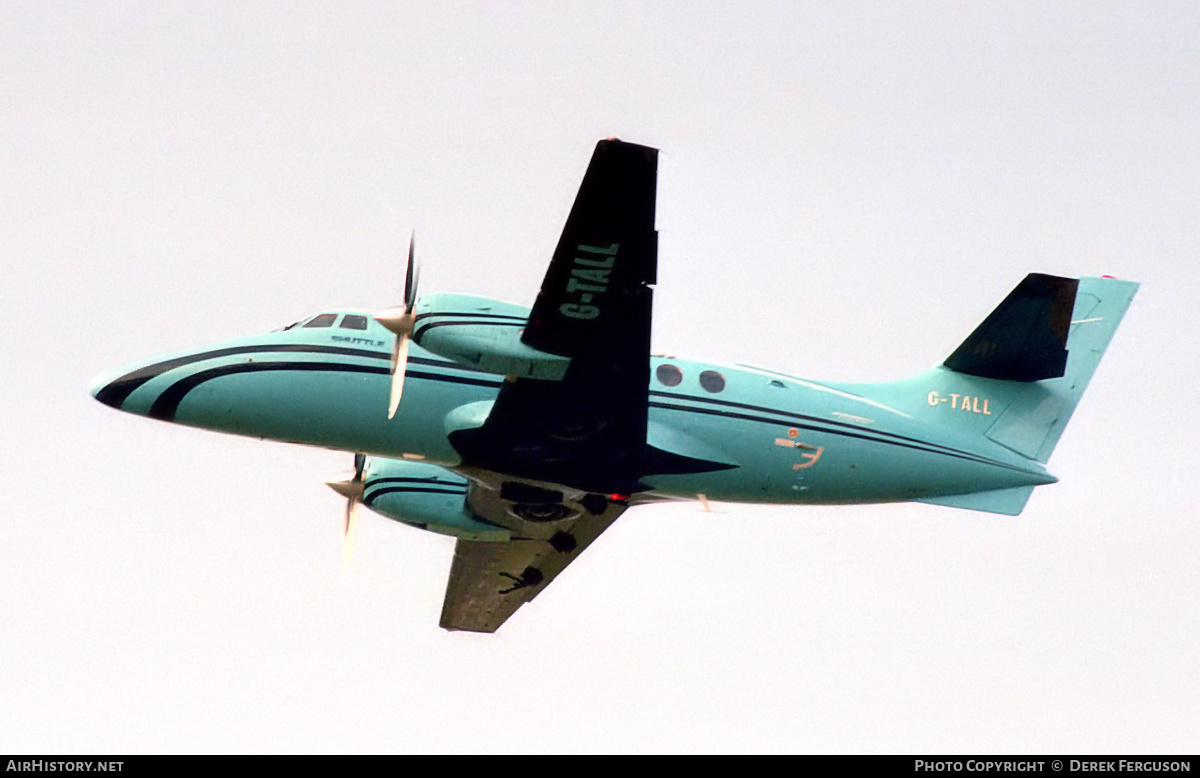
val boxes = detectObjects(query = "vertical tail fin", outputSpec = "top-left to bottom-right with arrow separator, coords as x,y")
902,274 -> 1137,515
821,274 -> 1136,514
857,274 -> 1137,514
980,275 -> 1139,462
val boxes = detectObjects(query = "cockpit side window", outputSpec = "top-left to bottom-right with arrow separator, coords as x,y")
340,314 -> 368,330
303,313 -> 338,328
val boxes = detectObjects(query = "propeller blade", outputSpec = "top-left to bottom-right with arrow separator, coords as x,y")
376,233 -> 421,419
329,453 -> 366,565
343,493 -> 356,537
388,333 -> 409,419
342,497 -> 360,566
404,232 -> 419,310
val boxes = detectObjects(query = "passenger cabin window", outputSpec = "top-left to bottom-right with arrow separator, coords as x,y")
656,364 -> 683,387
699,370 -> 726,393
303,313 -> 337,328
340,314 -> 368,330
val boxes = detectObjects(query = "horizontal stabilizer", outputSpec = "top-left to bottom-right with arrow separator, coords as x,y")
944,274 -> 1078,382
913,486 -> 1036,516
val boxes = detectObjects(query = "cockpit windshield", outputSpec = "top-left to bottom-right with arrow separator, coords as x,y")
277,312 -> 374,332
278,312 -> 335,331
303,313 -> 338,328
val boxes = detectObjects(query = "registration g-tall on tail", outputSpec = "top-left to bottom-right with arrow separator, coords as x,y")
90,140 -> 1139,632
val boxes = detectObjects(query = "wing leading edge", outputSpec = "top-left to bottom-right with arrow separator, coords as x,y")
449,139 -> 658,495
449,139 -> 729,495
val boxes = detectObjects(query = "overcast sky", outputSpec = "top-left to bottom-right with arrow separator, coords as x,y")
3,2 -> 1197,753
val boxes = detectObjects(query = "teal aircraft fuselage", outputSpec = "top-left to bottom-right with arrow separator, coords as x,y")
91,303 -> 1059,507
90,140 -> 1138,631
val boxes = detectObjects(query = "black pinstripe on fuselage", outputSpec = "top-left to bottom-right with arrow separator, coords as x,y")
94,339 -> 1022,472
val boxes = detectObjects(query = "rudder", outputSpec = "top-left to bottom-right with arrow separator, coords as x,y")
983,275 -> 1138,462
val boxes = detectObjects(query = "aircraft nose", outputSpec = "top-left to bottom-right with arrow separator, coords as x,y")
88,356 -> 167,412
89,369 -> 125,409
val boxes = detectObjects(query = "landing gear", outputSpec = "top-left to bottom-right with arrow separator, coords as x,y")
513,502 -> 574,523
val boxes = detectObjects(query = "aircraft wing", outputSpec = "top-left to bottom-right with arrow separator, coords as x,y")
439,484 -> 627,632
448,139 -> 660,495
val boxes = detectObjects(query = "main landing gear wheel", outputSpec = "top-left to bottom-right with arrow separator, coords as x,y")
513,502 -> 574,523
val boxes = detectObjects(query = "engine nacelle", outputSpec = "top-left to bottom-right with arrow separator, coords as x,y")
412,292 -> 569,380
361,459 -> 508,541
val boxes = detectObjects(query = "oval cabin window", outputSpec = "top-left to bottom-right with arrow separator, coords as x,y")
656,364 -> 683,387
699,370 -> 726,393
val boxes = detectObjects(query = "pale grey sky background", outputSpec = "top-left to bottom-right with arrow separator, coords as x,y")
3,2 -> 1197,753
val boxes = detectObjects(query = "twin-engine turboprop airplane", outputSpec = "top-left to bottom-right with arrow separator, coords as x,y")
90,140 -> 1139,632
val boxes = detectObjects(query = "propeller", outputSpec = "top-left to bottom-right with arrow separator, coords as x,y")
325,452 -> 366,562
374,234 -> 420,418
